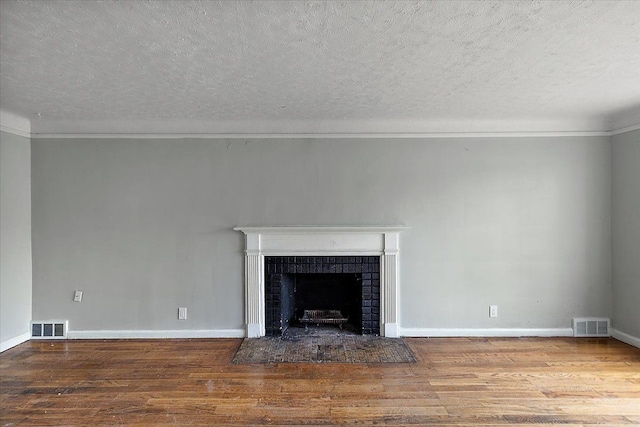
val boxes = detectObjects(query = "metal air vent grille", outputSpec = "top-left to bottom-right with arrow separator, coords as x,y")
572,318 -> 609,337
31,320 -> 68,339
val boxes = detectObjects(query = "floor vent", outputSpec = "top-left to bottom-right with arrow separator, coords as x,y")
30,320 -> 68,339
572,318 -> 610,337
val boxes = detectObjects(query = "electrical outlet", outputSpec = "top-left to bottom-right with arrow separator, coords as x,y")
489,305 -> 498,318
73,290 -> 83,302
178,307 -> 187,320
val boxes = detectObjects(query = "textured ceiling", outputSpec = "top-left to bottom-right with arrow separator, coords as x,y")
1,0 -> 639,135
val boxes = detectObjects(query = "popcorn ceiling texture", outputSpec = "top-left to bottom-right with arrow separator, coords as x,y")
1,1 -> 639,134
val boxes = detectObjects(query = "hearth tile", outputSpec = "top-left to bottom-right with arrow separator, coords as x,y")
232,334 -> 415,364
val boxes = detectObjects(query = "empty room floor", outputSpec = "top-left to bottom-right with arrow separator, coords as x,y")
1,337 -> 639,425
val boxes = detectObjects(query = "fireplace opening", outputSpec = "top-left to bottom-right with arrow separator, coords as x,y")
265,256 -> 380,336
287,273 -> 361,333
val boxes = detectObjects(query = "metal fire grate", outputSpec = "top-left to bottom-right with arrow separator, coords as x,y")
300,310 -> 348,329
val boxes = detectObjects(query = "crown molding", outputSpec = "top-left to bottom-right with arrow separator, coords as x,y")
30,116 -> 616,139
34,130 -> 618,139
610,123 -> 640,136
0,110 -> 31,138
16,115 -> 640,139
611,105 -> 640,133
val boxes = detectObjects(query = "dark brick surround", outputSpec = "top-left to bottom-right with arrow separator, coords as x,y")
265,256 -> 381,336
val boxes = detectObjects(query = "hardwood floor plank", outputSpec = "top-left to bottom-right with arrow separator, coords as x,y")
1,337 -> 638,425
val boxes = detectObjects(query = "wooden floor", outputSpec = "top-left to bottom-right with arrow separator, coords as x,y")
1,337 -> 639,426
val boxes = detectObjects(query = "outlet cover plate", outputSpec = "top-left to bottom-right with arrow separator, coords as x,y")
178,307 -> 187,320
489,305 -> 498,318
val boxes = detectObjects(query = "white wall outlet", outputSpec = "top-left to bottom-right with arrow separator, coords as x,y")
73,290 -> 83,302
489,305 -> 498,318
178,307 -> 187,320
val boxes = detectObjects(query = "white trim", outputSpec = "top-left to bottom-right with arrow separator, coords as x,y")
0,110 -> 31,138
246,324 -> 262,339
0,332 -> 31,352
18,113 -> 639,139
67,329 -> 245,339
399,327 -> 574,337
30,116 -> 611,136
0,126 -> 31,138
610,123 -> 640,136
611,328 -> 640,349
32,131 -> 615,139
234,226 -> 408,234
384,323 -> 400,337
611,106 -> 640,132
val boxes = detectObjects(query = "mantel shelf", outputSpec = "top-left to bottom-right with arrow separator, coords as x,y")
233,225 -> 408,234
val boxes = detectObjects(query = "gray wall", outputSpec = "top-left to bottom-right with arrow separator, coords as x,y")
31,136 -> 612,333
0,131 -> 32,349
612,129 -> 640,339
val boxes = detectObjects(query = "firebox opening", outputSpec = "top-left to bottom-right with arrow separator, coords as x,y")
285,273 -> 362,334
264,256 -> 381,337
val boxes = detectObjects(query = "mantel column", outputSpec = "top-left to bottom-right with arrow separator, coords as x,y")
382,232 -> 400,337
243,233 -> 264,338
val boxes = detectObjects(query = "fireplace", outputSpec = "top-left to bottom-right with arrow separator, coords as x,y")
234,226 -> 406,338
265,256 -> 381,335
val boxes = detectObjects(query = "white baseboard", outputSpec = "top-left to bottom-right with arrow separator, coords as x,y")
399,327 -> 574,338
67,329 -> 246,339
0,332 -> 31,352
611,328 -> 640,349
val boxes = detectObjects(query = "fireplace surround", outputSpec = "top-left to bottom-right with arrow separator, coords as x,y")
234,226 -> 406,338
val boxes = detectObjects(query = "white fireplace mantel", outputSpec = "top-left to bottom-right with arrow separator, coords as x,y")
233,226 -> 407,338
